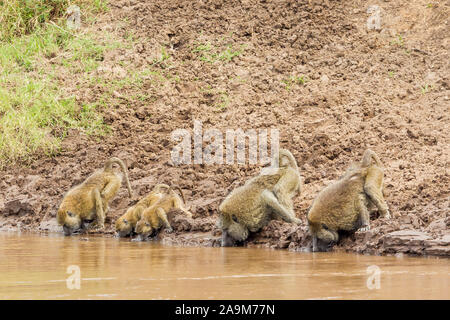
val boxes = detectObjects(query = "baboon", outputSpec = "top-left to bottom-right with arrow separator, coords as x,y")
57,157 -> 132,236
218,149 -> 302,247
307,149 -> 390,252
115,184 -> 171,237
134,186 -> 192,240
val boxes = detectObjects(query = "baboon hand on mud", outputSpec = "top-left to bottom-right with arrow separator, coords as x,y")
134,186 -> 192,240
307,149 -> 390,252
57,157 -> 133,236
115,184 -> 171,237
218,149 -> 302,247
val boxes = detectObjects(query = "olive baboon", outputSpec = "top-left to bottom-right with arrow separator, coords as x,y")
57,157 -> 132,236
134,186 -> 192,240
115,184 -> 171,237
307,149 -> 390,252
218,149 -> 302,246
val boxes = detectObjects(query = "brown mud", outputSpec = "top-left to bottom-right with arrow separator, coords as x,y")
0,0 -> 449,257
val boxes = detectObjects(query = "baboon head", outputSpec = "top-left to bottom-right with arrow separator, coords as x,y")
134,219 -> 154,240
218,212 -> 250,246
309,222 -> 338,252
115,217 -> 133,237
220,217 -> 249,246
59,210 -> 82,236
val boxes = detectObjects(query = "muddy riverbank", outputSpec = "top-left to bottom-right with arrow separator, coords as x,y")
1,209 -> 449,257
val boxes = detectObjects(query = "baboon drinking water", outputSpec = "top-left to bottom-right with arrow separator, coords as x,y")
307,149 -> 390,252
57,157 -> 132,236
218,149 -> 302,246
134,186 -> 192,240
115,184 -> 172,237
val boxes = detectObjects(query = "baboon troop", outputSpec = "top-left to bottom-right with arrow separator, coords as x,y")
57,149 -> 390,252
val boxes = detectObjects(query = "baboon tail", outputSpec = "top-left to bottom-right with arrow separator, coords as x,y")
171,185 -> 187,205
278,149 -> 298,169
104,157 -> 133,197
153,184 -> 171,193
361,149 -> 383,168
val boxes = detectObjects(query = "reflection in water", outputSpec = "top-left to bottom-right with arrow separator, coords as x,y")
0,233 -> 448,299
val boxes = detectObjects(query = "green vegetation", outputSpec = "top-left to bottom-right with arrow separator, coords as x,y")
151,46 -> 171,67
390,35 -> 404,47
0,0 -> 108,41
200,85 -> 230,112
0,1 -> 110,168
216,92 -> 230,112
421,83 -> 432,95
192,41 -> 244,63
282,75 -> 308,91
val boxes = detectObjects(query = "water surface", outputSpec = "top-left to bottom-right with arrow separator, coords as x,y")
0,233 -> 448,299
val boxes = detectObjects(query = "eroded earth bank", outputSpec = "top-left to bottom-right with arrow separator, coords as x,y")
0,0 -> 449,256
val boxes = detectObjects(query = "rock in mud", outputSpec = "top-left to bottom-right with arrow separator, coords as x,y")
2,196 -> 35,217
381,230 -> 433,255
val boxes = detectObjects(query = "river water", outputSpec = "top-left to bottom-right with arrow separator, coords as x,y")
0,233 -> 448,299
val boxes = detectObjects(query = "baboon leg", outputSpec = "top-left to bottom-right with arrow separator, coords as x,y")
93,188 -> 105,228
156,207 -> 173,232
356,195 -> 371,232
101,177 -> 121,202
364,167 -> 390,218
261,189 -> 300,224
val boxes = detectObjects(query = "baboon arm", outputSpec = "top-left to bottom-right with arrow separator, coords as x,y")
364,167 -> 390,218
93,188 -> 105,228
101,177 -> 121,201
156,208 -> 172,231
261,189 -> 300,224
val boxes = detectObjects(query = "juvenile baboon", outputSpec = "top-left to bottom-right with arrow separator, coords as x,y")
307,149 -> 390,252
115,184 -> 170,237
218,149 -> 302,247
57,157 -> 133,236
134,186 -> 192,240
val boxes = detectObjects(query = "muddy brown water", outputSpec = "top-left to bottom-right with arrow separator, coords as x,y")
0,233 -> 448,299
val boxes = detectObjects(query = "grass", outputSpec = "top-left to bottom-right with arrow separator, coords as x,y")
282,75 -> 308,91
0,1 -> 110,168
192,41 -> 244,63
390,35 -> 404,47
0,0 -> 109,41
200,85 -> 230,112
421,84 -> 432,95
151,46 -> 171,67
